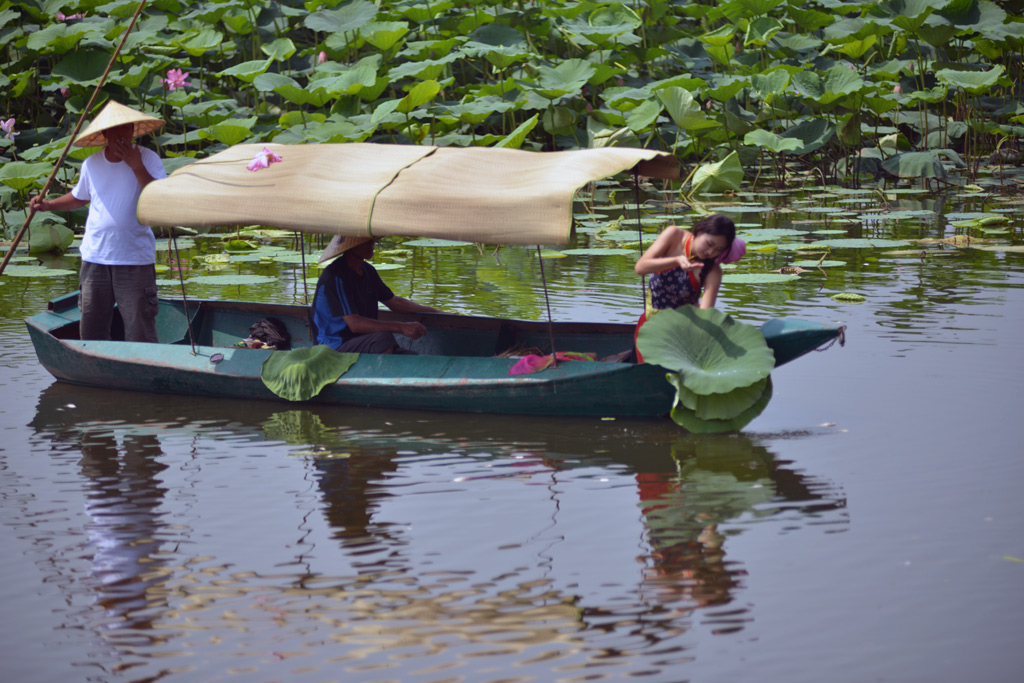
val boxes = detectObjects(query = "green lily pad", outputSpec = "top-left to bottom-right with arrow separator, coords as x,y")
223,239 -> 259,252
559,248 -> 633,256
188,274 -> 278,285
690,151 -> 743,196
970,245 -> 1024,254
28,223 -> 75,253
195,254 -> 231,265
668,376 -> 773,433
1,265 -> 77,277
811,238 -> 912,248
636,306 -> 775,396
724,272 -> 801,283
403,238 -> 473,248
739,228 -> 806,242
789,259 -> 846,268
596,230 -> 656,243
155,238 -> 195,251
262,346 -> 359,401
670,373 -> 770,421
831,292 -> 866,303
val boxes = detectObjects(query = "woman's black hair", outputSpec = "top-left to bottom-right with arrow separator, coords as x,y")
691,214 -> 736,281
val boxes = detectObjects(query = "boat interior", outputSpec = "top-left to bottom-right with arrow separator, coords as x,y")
44,293 -> 639,362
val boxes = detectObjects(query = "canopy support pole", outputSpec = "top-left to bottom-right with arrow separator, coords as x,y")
536,245 -> 558,366
170,228 -> 197,355
633,170 -> 647,312
298,231 -> 309,305
0,0 -> 150,277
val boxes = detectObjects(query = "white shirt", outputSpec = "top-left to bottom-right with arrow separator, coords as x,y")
72,146 -> 167,266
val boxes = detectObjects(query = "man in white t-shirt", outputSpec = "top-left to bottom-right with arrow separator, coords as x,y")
30,100 -> 167,342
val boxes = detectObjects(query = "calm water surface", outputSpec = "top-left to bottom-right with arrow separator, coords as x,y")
1,189 -> 1023,682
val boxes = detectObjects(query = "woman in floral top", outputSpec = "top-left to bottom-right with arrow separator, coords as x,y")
633,214 -> 741,361
636,214 -> 738,310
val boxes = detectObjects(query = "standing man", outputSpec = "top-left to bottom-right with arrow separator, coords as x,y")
30,100 -> 166,342
311,235 -> 442,353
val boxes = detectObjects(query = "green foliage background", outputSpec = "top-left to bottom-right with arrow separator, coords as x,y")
2,0 -> 1023,211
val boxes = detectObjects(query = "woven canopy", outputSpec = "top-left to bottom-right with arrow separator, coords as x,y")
137,143 -> 678,246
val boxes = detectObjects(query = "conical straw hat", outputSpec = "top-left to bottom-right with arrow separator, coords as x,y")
73,100 -> 164,147
318,235 -> 372,264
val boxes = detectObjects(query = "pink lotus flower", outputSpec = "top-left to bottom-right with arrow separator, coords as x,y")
893,84 -> 902,94
247,147 -> 283,172
318,51 -> 327,64
1,118 -> 18,141
56,11 -> 85,20
61,88 -> 71,97
163,68 -> 191,92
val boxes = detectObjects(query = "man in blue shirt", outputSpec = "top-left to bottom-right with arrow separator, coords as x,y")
311,236 -> 442,353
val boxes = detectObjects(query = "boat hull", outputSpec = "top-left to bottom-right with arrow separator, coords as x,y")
25,294 -> 842,417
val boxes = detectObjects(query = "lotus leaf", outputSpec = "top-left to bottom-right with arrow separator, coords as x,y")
657,87 -> 718,132
935,66 -> 1005,94
262,347 -> 359,401
670,372 -> 770,420
781,119 -> 836,155
745,17 -> 783,47
831,292 -> 866,303
752,70 -> 790,99
739,228 -> 805,241
0,162 -> 52,191
534,59 -> 596,99
1,265 -> 77,277
262,37 -> 296,62
218,59 -> 272,83
811,238 -> 912,248
560,248 -> 633,256
790,259 -> 846,268
745,129 -> 802,154
724,272 -> 802,283
305,0 -> 376,34
188,274 -> 278,285
690,152 -> 743,196
495,114 -> 538,149
636,306 -> 775,396
29,224 -> 75,254
668,376 -> 774,434
51,50 -> 111,86
179,27 -> 224,56
404,238 -> 472,247
882,151 -> 947,180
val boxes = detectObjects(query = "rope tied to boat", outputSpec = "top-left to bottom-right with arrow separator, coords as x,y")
815,325 -> 846,352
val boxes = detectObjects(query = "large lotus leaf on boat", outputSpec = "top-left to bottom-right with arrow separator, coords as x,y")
668,377 -> 773,434
668,373 -> 770,421
636,307 -> 775,395
262,346 -> 359,402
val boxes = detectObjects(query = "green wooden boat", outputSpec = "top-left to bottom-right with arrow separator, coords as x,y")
26,291 -> 843,417
26,144 -> 843,418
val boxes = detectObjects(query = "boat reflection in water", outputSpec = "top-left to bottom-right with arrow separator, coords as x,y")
28,382 -> 847,677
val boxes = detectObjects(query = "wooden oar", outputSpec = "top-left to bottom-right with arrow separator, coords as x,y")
0,0 -> 149,277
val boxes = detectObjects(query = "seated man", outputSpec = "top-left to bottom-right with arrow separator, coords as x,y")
311,235 -> 442,353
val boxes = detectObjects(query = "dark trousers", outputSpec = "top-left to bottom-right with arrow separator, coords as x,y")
79,261 -> 159,342
335,330 -> 399,354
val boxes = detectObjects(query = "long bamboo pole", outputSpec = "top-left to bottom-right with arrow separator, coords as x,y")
0,0 -> 149,276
